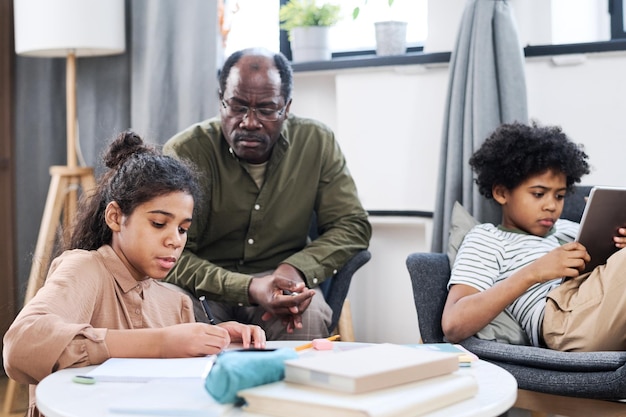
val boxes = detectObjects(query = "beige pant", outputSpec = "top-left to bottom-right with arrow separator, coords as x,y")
206,287 -> 332,341
543,248 -> 626,351
160,281 -> 332,341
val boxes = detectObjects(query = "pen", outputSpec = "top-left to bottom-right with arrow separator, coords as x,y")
294,334 -> 341,352
199,295 -> 217,325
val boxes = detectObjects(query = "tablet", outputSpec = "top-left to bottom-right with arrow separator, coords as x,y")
575,186 -> 626,273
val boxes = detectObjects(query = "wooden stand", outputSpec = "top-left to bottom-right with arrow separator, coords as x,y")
24,166 -> 96,302
2,165 -> 95,415
335,299 -> 355,342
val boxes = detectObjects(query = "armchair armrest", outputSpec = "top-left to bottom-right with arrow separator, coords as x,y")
323,249 -> 371,334
461,336 -> 626,399
406,252 -> 450,343
461,337 -> 626,372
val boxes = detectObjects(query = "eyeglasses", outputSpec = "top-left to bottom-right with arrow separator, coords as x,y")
221,99 -> 286,122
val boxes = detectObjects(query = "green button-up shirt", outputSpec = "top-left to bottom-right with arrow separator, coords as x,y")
163,114 -> 371,305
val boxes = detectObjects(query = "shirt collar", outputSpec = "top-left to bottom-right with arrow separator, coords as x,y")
97,245 -> 151,294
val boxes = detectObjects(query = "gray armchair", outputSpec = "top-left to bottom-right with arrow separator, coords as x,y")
321,248 -> 370,336
407,186 -> 626,416
309,212 -> 371,337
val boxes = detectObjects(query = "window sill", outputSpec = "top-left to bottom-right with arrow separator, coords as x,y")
291,39 -> 626,73
292,51 -> 450,72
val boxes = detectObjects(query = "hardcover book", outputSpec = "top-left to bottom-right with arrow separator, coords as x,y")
283,343 -> 459,394
408,343 -> 478,367
238,372 -> 478,417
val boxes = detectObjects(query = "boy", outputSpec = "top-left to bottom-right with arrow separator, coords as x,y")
442,122 -> 626,351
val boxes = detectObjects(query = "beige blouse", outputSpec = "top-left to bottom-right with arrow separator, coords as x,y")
2,245 -> 195,416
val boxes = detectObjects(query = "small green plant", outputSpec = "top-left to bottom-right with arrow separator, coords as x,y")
352,0 -> 395,20
279,0 -> 341,39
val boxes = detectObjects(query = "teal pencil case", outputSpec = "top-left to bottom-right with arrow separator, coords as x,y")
205,347 -> 298,404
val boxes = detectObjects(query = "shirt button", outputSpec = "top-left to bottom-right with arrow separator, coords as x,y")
254,204 -> 260,210
333,269 -> 338,275
248,238 -> 254,245
135,309 -> 140,314
313,278 -> 319,284
237,303 -> 244,307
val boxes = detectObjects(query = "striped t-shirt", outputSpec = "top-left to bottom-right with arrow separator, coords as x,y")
448,219 -> 579,346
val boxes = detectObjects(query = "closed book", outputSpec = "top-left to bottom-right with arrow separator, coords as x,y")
238,372 -> 478,417
284,343 -> 459,394
408,343 -> 478,367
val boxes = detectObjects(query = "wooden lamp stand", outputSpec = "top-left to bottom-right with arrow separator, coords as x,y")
3,52 -> 96,415
23,52 -> 96,303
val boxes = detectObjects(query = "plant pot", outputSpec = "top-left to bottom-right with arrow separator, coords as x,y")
291,26 -> 331,62
374,21 -> 407,56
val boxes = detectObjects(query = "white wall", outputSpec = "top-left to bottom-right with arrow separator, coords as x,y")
292,64 -> 448,213
291,50 -> 626,343
526,52 -> 626,188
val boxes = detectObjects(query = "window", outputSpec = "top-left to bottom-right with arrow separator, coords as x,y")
327,0 -> 427,53
524,0 -> 625,45
221,0 -> 626,63
222,0 -> 280,58
551,0 -> 610,44
222,0 -> 426,59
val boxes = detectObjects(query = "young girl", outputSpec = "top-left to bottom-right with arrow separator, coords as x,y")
3,131 -> 266,417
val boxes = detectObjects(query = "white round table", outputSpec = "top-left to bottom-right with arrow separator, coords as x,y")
36,342 -> 517,417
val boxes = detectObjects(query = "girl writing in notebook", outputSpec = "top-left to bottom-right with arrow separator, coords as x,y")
3,131 -> 266,417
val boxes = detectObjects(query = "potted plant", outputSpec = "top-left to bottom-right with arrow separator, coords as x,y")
352,0 -> 407,56
279,0 -> 341,62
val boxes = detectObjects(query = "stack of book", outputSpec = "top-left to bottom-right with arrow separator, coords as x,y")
237,343 -> 479,417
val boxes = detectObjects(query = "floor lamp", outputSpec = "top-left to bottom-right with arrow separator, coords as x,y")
5,0 -> 125,413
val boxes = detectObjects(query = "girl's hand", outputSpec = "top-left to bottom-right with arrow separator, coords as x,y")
160,323 -> 230,357
218,321 -> 266,349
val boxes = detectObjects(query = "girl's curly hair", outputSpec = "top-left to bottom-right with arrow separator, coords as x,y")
469,121 -> 590,199
67,131 -> 201,251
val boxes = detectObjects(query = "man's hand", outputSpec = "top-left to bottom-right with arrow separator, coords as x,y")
248,264 -> 316,333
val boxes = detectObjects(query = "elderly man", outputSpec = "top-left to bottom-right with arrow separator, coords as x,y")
163,47 -> 371,340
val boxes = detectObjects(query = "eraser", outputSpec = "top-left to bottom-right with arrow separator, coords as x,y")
312,338 -> 334,350
72,375 -> 96,385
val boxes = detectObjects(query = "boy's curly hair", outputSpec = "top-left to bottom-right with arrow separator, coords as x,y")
469,121 -> 590,199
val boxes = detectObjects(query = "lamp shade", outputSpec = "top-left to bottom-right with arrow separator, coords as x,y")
14,0 -> 126,57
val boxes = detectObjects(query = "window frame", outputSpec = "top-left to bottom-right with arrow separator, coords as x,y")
610,0 -> 626,39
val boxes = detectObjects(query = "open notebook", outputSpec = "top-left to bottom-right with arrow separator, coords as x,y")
86,356 -> 215,382
575,186 -> 626,273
